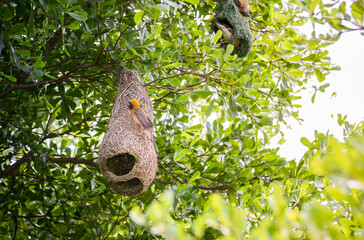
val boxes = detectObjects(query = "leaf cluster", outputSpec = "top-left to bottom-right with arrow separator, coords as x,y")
0,0 -> 361,239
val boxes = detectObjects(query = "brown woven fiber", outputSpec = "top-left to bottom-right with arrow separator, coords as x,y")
98,68 -> 157,196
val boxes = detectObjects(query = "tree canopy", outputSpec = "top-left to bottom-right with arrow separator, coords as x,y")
1,0 -> 363,239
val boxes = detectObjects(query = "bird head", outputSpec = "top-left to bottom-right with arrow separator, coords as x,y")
128,99 -> 140,109
240,9 -> 250,17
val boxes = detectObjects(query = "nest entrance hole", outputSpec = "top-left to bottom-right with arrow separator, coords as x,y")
114,178 -> 143,194
106,153 -> 136,176
220,19 -> 233,28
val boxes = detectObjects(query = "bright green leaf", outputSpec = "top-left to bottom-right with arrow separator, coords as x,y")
315,68 -> 325,82
2,73 -> 17,82
300,137 -> 313,148
34,59 -> 45,69
67,11 -> 88,22
182,0 -> 199,4
134,11 -> 144,25
213,30 -> 222,44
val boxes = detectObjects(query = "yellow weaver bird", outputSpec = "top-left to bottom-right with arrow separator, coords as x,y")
233,0 -> 250,17
128,99 -> 154,142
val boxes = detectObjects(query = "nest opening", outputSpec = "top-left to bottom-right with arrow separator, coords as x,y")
106,153 -> 136,176
220,19 -> 233,29
112,178 -> 143,195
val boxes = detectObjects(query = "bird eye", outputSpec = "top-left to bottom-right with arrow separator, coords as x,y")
127,101 -> 132,109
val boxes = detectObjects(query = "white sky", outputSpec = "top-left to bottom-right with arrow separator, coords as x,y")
277,30 -> 364,160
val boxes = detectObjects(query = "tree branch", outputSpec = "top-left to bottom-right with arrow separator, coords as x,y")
0,156 -> 97,178
0,64 -> 100,99
0,155 -> 32,178
154,177 -> 228,191
48,157 -> 98,168
26,217 -> 59,238
197,184 -> 227,190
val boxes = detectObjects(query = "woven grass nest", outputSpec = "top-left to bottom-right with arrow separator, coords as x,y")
98,68 -> 157,196
211,0 -> 252,57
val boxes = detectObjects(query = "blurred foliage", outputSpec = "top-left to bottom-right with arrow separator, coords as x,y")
304,0 -> 364,35
131,117 -> 364,239
0,0 -> 363,239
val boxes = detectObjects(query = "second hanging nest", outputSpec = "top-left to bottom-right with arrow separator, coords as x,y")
211,0 -> 252,58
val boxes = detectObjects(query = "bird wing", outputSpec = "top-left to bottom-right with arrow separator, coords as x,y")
134,108 -> 153,130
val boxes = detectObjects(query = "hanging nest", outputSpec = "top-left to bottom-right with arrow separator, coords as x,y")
98,67 -> 157,196
211,0 -> 252,57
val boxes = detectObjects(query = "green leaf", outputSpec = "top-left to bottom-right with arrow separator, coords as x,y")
162,62 -> 182,69
9,44 -> 19,65
2,73 -> 17,82
281,42 -> 294,50
28,6 -> 35,38
15,49 -> 30,56
149,6 -> 161,19
309,0 -> 320,12
213,30 -> 222,44
182,0 -> 199,4
299,181 -> 309,199
186,124 -> 202,132
315,68 -> 325,82
206,101 -> 214,117
288,55 -> 301,62
224,44 -> 234,58
339,2 -> 346,15
193,90 -> 211,99
34,59 -> 45,69
352,2 -> 364,24
134,11 -> 144,25
311,91 -> 316,103
67,11 -> 88,22
66,168 -> 73,187
43,97 -> 55,110
103,0 -> 116,5
300,137 -> 313,148
229,94 -> 237,118
318,83 -> 330,92
287,69 -> 303,77
61,139 -> 68,151
253,199 -> 263,212
66,21 -> 81,30
153,4 -> 170,13
189,171 -> 200,183
258,117 -> 273,126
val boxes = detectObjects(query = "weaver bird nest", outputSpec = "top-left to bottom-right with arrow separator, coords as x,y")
98,68 -> 157,196
211,0 -> 252,57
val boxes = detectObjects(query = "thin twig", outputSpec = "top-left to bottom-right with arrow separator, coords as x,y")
158,162 -> 185,184
103,202 -> 126,240
80,197 -> 101,240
